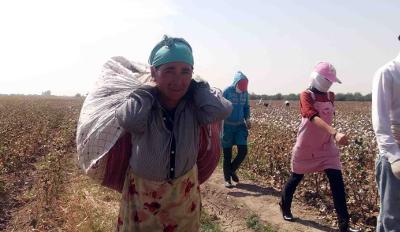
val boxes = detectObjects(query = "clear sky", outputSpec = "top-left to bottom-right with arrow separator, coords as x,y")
0,0 -> 399,96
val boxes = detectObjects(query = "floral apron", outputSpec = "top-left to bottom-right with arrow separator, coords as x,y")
116,165 -> 201,232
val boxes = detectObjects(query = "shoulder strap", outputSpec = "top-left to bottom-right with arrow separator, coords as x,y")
327,91 -> 335,104
307,89 -> 316,102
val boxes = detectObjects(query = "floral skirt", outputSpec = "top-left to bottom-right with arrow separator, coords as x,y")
116,165 -> 201,232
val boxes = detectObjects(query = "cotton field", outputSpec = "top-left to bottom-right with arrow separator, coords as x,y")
243,100 -> 377,230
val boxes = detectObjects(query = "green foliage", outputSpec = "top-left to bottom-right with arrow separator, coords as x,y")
246,214 -> 276,232
200,211 -> 221,232
41,90 -> 51,96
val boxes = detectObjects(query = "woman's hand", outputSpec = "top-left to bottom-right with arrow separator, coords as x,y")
245,119 -> 251,129
133,84 -> 158,98
391,160 -> 400,180
334,132 -> 349,146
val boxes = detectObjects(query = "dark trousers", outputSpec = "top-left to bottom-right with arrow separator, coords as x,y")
223,145 -> 247,181
281,169 -> 349,226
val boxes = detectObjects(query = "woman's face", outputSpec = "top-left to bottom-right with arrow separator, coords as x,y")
152,62 -> 193,108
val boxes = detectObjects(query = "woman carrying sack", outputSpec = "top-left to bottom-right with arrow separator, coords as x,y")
114,35 -> 232,232
279,62 -> 360,232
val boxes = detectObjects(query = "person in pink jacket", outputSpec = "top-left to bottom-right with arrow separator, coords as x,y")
279,62 -> 360,232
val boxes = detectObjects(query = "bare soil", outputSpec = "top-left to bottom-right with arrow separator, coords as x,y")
2,163 -> 339,232
202,168 -> 338,232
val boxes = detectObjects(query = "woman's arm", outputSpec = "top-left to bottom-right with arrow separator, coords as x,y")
300,91 -> 348,145
191,80 -> 233,125
244,93 -> 251,129
372,66 -> 400,163
311,116 -> 348,145
115,85 -> 156,134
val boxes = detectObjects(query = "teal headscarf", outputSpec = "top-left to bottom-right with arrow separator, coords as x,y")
148,35 -> 194,67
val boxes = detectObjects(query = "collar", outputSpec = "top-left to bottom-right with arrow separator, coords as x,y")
156,97 -> 187,118
308,86 -> 326,95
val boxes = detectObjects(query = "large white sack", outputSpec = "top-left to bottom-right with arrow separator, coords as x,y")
76,56 -> 151,182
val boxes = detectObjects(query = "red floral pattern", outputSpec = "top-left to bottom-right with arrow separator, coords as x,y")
116,166 -> 201,231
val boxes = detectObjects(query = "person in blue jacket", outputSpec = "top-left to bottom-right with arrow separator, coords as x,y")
222,71 -> 251,188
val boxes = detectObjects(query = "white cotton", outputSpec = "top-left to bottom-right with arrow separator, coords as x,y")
310,72 -> 332,92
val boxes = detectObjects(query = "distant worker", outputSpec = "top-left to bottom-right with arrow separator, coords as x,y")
222,71 -> 251,188
279,62 -> 360,232
372,35 -> 400,232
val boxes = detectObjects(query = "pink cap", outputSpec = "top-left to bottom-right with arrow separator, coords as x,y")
313,62 -> 342,84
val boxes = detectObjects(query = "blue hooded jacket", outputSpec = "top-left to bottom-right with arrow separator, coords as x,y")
223,71 -> 250,123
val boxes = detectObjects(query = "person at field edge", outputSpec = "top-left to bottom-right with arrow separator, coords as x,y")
279,62 -> 360,232
114,35 -> 232,231
372,35 -> 400,232
222,71 -> 250,188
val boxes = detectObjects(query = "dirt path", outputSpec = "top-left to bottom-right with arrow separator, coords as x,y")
202,168 -> 337,232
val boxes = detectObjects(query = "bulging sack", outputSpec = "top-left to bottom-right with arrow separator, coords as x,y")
197,121 -> 222,184
76,56 -> 151,189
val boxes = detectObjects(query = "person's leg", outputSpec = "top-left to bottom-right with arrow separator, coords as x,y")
222,124 -> 235,186
231,145 -> 247,171
280,172 -> 304,220
230,124 -> 248,182
376,155 -> 400,232
223,147 -> 233,182
375,156 -> 385,232
324,169 -> 350,231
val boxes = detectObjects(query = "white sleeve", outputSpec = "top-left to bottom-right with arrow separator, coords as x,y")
372,66 -> 400,163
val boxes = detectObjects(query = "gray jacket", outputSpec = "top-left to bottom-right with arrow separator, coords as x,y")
116,81 -> 232,181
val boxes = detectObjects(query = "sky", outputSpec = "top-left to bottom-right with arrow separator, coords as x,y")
0,0 -> 399,96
